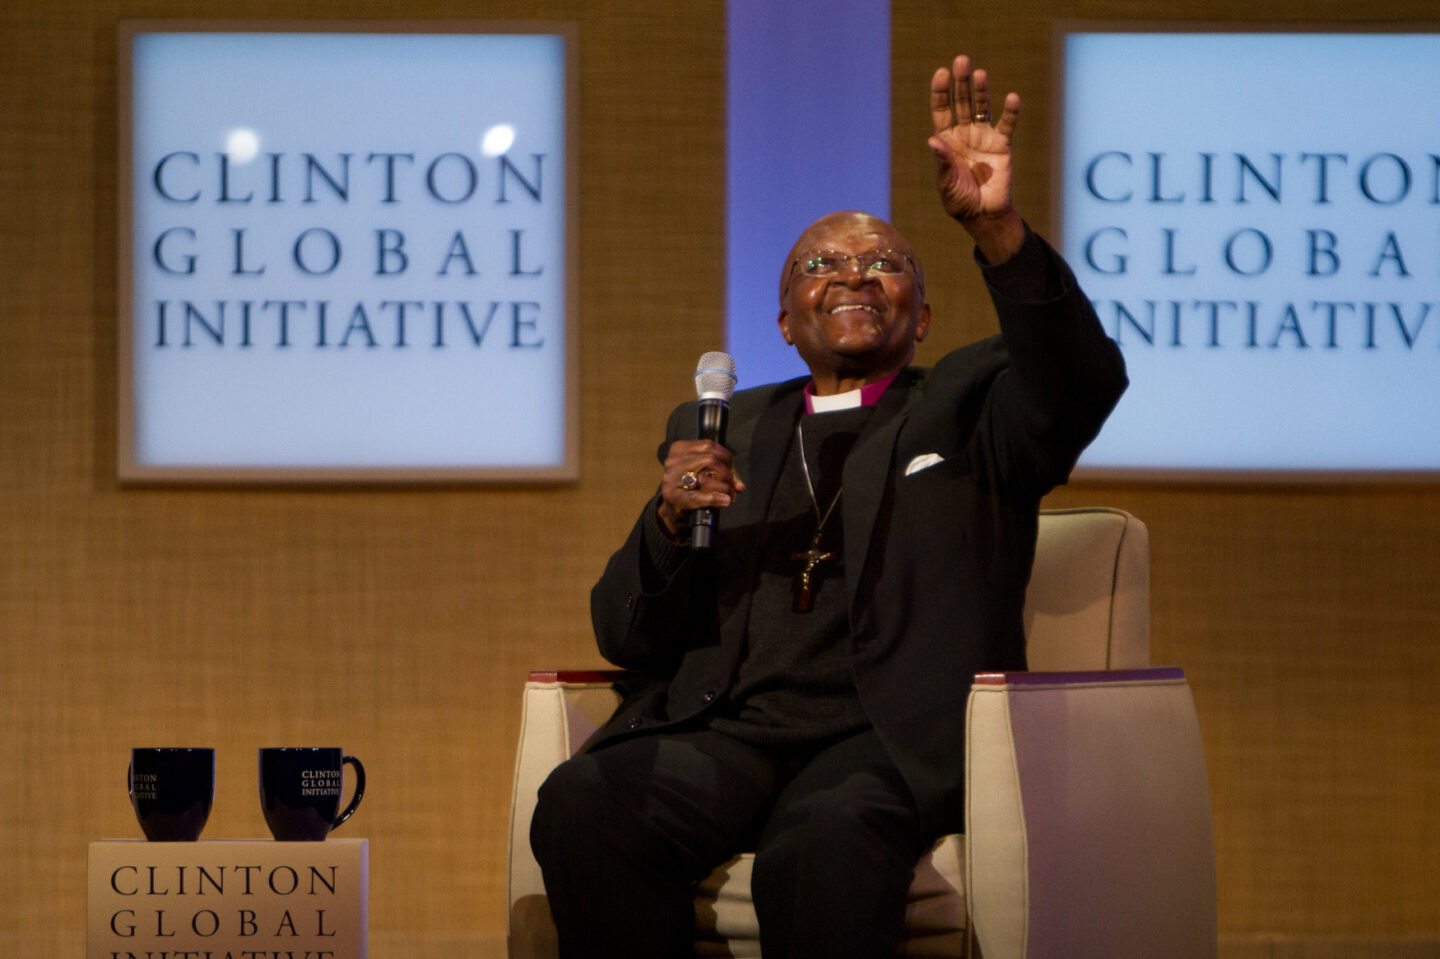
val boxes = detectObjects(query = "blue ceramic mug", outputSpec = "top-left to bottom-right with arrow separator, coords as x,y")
258,747 -> 365,841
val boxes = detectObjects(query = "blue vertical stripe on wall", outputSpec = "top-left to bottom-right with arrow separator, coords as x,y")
725,0 -> 891,390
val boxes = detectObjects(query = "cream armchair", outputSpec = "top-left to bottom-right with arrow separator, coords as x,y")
507,507 -> 1216,958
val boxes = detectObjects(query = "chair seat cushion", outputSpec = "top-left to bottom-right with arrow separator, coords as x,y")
692,834 -> 967,958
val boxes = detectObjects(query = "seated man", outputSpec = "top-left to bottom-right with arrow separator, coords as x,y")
530,54 -> 1127,959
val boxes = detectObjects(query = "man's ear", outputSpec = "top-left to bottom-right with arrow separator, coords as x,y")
778,309 -> 794,345
915,302 -> 932,343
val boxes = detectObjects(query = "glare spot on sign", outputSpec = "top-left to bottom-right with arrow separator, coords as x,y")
481,124 -> 516,157
225,128 -> 260,164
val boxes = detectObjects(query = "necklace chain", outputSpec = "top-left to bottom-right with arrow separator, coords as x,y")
796,421 -> 843,527
792,420 -> 843,612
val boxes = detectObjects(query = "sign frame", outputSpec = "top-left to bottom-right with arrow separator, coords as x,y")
118,20 -> 579,484
1053,21 -> 1440,484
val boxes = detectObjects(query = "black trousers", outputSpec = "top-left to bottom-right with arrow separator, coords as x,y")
529,724 -> 927,959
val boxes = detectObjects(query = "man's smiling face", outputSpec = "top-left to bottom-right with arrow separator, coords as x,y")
777,211 -> 931,393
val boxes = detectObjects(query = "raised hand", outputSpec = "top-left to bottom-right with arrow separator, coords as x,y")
928,55 -> 1025,260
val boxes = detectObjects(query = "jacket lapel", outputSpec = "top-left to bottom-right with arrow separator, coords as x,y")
714,380 -> 804,658
724,378 -> 805,532
840,370 -> 922,606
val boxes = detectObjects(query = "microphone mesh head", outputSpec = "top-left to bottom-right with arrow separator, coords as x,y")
694,351 -> 737,401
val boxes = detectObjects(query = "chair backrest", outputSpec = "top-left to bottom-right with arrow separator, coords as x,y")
1024,508 -> 1150,671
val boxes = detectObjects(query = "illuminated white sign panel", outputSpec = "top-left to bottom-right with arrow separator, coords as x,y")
119,23 -> 576,481
1058,29 -> 1439,478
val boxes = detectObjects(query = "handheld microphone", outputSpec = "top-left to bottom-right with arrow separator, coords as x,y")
690,351 -> 736,550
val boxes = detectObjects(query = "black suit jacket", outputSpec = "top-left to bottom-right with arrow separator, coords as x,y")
587,236 -> 1127,835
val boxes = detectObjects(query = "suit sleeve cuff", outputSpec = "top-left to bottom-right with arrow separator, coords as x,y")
975,222 -> 1067,302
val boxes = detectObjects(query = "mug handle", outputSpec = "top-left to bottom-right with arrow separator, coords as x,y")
331,755 -> 366,830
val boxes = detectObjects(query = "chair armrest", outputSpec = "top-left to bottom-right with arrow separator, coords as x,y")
527,669 -> 633,684
507,671 -> 626,958
964,667 -> 1216,959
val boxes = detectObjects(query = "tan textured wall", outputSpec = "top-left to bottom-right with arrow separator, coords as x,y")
1,0 -> 1436,954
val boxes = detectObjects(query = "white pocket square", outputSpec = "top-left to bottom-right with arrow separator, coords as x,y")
904,453 -> 945,476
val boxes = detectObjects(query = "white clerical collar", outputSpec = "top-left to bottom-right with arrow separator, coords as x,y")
808,388 -> 864,413
803,370 -> 899,414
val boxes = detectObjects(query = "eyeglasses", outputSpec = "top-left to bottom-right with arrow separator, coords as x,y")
792,249 -> 917,280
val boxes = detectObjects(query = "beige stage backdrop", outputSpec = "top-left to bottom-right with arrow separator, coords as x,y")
2,0 -> 1437,956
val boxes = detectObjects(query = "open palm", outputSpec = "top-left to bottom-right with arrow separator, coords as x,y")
927,55 -> 1021,223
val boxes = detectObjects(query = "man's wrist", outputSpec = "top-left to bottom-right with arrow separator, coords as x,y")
645,498 -> 690,566
961,207 -> 1026,265
655,498 -> 686,542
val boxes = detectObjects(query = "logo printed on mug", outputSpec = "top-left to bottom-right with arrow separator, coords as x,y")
259,748 -> 365,841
